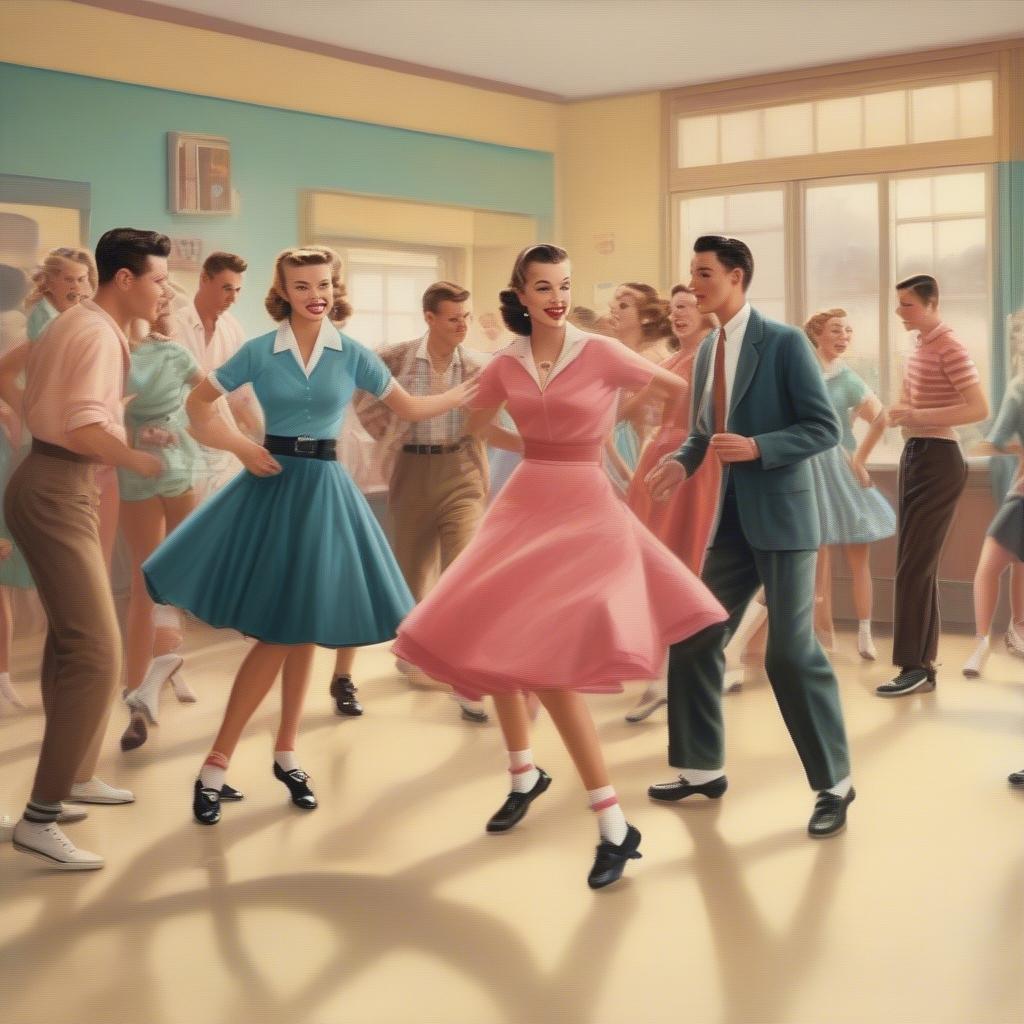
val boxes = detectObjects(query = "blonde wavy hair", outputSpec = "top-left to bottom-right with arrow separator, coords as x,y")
265,246 -> 352,324
24,246 -> 97,310
803,308 -> 848,346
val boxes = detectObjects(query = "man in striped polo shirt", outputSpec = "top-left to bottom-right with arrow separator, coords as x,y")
877,274 -> 989,697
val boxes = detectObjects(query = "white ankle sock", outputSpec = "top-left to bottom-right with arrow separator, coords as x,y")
508,749 -> 540,793
199,764 -> 226,791
589,785 -> 628,845
275,750 -> 299,772
858,620 -> 872,635
826,775 -> 852,798
680,767 -> 724,785
975,634 -> 990,645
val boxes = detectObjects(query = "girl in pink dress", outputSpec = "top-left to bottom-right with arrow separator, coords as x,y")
623,285 -> 720,721
393,245 -> 726,889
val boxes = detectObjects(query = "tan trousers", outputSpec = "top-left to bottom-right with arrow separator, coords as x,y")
4,451 -> 122,804
388,449 -> 485,600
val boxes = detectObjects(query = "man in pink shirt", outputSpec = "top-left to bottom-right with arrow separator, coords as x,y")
4,228 -> 168,869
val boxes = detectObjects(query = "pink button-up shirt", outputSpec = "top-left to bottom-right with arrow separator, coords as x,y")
23,299 -> 130,453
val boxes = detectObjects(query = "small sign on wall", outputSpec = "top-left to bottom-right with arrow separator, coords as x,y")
594,233 -> 615,256
168,237 -> 203,271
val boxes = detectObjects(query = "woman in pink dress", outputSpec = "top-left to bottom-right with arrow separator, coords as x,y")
622,285 -> 720,721
394,245 -> 726,889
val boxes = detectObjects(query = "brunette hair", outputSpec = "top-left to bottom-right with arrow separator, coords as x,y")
896,274 -> 939,307
617,282 -> 671,343
265,246 -> 352,324
803,308 -> 848,347
95,229 -> 171,284
25,246 -> 98,309
693,235 -> 754,290
499,243 -> 568,336
422,281 -> 470,314
202,251 -> 248,277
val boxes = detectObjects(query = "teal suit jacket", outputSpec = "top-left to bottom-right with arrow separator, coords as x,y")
673,308 -> 841,551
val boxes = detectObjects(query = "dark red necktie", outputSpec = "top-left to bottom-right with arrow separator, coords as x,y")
713,328 -> 727,434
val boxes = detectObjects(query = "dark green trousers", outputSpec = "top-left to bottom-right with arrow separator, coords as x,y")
666,485 -> 851,791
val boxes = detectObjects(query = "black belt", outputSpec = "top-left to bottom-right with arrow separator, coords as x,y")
401,442 -> 464,455
263,434 -> 337,460
31,438 -> 98,464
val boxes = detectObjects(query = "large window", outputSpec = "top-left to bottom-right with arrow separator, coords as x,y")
674,166 -> 992,457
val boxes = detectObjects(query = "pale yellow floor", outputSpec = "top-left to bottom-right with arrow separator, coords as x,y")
1,625 -> 1023,1024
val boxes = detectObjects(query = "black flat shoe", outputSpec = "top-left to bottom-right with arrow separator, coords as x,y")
648,774 -> 728,802
273,762 -> 318,809
808,787 -> 855,837
1008,769 -> 1024,788
220,783 -> 244,801
588,824 -> 642,889
192,779 -> 221,825
486,769 -> 551,833
875,666 -> 936,698
330,674 -> 363,717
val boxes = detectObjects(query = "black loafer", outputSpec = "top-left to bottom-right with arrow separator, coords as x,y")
588,824 -> 642,889
330,674 -> 363,717
808,787 -> 855,837
486,769 -> 551,833
192,779 -> 221,825
875,666 -> 936,698
273,762 -> 318,810
1008,769 -> 1024,788
648,774 -> 728,802
220,783 -> 244,802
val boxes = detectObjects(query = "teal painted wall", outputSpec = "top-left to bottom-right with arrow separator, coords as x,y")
0,62 -> 555,331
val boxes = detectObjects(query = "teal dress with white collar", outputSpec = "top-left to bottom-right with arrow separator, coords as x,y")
143,321 -> 414,646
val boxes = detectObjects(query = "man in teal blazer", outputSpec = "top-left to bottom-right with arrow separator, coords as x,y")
645,236 -> 854,837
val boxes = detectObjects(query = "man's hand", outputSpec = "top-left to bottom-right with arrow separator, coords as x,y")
710,433 -> 760,463
645,458 -> 686,501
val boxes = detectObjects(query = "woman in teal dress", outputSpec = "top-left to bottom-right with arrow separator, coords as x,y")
117,295 -> 206,752
143,246 -> 476,825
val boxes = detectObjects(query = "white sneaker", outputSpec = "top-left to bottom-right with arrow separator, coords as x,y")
68,777 -> 135,805
0,674 -> 25,709
625,683 -> 668,723
963,636 -> 991,678
12,818 -> 104,870
57,804 -> 88,824
1005,623 -> 1024,659
857,631 -> 878,661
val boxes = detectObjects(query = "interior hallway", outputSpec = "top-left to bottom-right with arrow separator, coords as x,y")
1,624 -> 1022,1024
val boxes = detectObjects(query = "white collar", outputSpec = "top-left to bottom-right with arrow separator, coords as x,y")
720,302 -> 751,342
273,318 -> 342,378
505,321 -> 591,390
415,332 -> 464,369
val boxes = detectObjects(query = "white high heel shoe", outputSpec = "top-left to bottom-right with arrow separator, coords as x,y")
962,636 -> 990,678
125,654 -> 184,724
169,669 -> 197,703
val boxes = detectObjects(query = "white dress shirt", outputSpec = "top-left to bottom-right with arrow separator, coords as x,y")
720,301 -> 751,412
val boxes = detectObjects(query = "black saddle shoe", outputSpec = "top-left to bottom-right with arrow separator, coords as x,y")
330,674 -> 363,717
273,762 -> 318,810
486,769 -> 551,833
808,787 -> 855,837
220,783 -> 244,802
1008,769 -> 1024,788
588,824 -> 642,890
875,666 -> 936,698
648,774 -> 728,802
193,779 -> 221,825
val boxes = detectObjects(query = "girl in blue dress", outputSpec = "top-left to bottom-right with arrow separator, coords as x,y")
804,309 -> 896,661
143,247 -> 476,825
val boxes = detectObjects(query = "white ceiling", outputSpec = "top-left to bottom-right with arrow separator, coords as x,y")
134,0 -> 1024,100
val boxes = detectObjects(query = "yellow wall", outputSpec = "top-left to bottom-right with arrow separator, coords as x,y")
557,93 -> 665,313
0,1 -> 560,152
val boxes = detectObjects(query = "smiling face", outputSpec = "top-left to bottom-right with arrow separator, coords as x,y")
815,316 -> 852,361
46,257 -> 94,312
281,260 -> 333,325
688,251 -> 744,318
668,290 -> 702,344
516,260 -> 571,330
116,255 -> 169,323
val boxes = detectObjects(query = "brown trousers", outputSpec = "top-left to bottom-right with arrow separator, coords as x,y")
4,451 -> 122,804
388,448 -> 485,600
892,437 -> 968,668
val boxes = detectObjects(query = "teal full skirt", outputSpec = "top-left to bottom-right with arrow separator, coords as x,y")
143,455 -> 414,647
